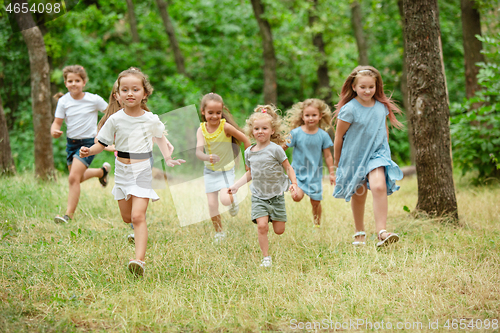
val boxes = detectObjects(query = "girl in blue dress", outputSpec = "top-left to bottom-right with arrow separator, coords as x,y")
333,66 -> 403,247
285,99 -> 335,227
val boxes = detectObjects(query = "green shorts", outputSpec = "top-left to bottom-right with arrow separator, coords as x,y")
251,194 -> 287,223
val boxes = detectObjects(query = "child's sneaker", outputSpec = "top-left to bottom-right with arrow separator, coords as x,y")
128,259 -> 145,276
127,233 -> 135,244
99,162 -> 111,187
213,232 -> 226,244
54,215 -> 70,223
228,195 -> 239,216
260,256 -> 272,267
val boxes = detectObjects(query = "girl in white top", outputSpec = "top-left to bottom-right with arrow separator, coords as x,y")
80,67 -> 184,276
50,65 -> 109,224
229,105 -> 298,267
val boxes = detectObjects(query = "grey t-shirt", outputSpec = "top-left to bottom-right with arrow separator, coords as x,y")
245,142 -> 290,200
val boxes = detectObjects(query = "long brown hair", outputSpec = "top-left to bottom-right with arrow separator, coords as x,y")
200,93 -> 243,156
98,80 -> 121,131
334,66 -> 403,128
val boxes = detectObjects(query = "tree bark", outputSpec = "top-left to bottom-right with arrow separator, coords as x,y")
309,0 -> 332,105
351,1 -> 368,66
0,93 -> 16,175
126,0 -> 140,43
250,0 -> 277,105
14,1 -> 55,180
156,0 -> 186,76
403,0 -> 458,220
460,0 -> 484,98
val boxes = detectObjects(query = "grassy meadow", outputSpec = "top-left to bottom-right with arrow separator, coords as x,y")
0,172 -> 499,332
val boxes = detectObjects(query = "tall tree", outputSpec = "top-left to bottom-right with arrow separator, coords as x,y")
126,0 -> 140,43
403,0 -> 458,219
13,0 -> 55,180
460,0 -> 484,98
308,0 -> 332,104
351,1 -> 368,66
0,93 -> 15,175
156,0 -> 186,76
250,0 -> 277,105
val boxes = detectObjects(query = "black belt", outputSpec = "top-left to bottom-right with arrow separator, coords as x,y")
117,151 -> 152,159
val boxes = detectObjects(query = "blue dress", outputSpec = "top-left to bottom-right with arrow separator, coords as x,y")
287,127 -> 333,200
333,99 -> 403,202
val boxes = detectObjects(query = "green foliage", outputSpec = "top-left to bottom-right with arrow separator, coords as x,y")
450,33 -> 500,182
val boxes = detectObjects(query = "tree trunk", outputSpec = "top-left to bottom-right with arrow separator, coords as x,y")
351,1 -> 368,66
461,0 -> 484,98
0,93 -> 16,175
126,0 -> 140,43
14,2 -> 55,180
156,0 -> 186,76
309,0 -> 332,105
397,0 -> 415,164
403,0 -> 458,220
250,0 -> 277,105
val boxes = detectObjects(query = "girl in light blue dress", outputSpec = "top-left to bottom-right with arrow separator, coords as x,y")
333,66 -> 403,247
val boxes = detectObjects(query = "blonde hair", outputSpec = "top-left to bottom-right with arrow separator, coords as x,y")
335,65 -> 403,128
98,80 -> 120,131
244,105 -> 288,146
117,67 -> 153,111
286,98 -> 332,130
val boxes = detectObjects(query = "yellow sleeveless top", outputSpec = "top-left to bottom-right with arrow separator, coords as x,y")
201,118 -> 235,171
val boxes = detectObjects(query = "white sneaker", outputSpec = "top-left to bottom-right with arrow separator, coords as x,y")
260,256 -> 272,267
127,233 -> 135,244
128,259 -> 145,276
228,195 -> 239,216
213,232 -> 226,244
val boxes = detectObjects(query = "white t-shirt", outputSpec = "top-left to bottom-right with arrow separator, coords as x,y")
97,109 -> 165,153
54,92 -> 108,139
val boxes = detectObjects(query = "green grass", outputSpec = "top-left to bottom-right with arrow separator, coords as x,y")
0,173 -> 499,332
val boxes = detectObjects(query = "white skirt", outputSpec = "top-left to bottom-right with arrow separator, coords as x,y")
203,166 -> 235,193
112,159 -> 159,201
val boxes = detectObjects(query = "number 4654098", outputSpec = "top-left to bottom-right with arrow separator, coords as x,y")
443,319 -> 498,330
5,2 -> 61,14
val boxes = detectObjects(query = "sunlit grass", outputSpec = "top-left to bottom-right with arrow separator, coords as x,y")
0,173 -> 499,332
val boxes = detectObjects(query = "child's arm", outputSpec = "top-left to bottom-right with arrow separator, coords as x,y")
50,118 -> 64,138
195,127 -> 220,163
93,137 -> 115,152
228,170 -> 252,194
155,136 -> 185,167
333,120 -> 351,185
224,123 -> 251,150
79,142 -> 105,158
282,159 -> 298,200
323,148 -> 335,185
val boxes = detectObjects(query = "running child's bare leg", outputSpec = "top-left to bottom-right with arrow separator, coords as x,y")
367,167 -> 388,236
66,158 -> 87,218
80,167 -> 105,182
351,182 -> 368,243
271,221 -> 285,235
130,196 -> 149,261
207,192 -> 222,232
310,199 -> 322,225
292,186 -> 304,202
256,216 -> 270,257
219,187 -> 234,206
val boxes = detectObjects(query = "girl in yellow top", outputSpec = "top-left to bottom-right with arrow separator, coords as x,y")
196,93 -> 251,243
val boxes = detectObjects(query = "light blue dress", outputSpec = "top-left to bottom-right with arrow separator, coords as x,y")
287,127 -> 333,200
333,99 -> 403,202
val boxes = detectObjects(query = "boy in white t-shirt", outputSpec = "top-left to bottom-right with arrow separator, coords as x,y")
50,65 -> 109,224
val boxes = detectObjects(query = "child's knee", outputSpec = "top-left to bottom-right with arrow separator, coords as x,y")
257,223 -> 269,234
310,199 -> 321,208
370,182 -> 386,195
68,174 -> 80,185
274,228 -> 285,235
131,212 -> 145,225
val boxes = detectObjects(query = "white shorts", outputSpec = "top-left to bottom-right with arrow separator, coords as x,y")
112,159 -> 159,201
203,166 -> 235,193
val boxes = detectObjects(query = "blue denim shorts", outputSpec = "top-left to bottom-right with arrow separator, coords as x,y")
66,137 -> 95,167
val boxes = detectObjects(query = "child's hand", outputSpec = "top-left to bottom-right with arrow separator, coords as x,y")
51,129 -> 63,138
290,183 -> 298,200
330,173 -> 336,185
208,154 -> 220,164
228,186 -> 238,194
165,158 -> 186,167
79,147 -> 90,158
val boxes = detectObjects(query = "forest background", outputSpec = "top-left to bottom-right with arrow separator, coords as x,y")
0,0 -> 499,180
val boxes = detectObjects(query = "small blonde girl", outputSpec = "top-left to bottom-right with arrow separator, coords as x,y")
196,93 -> 251,243
51,65 -> 109,224
333,66 -> 403,247
285,98 -> 335,227
80,67 -> 184,275
229,105 -> 298,267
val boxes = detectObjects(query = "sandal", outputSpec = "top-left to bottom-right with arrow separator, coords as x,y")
376,229 -> 400,247
352,231 -> 366,246
99,162 -> 111,187
128,259 -> 145,276
54,214 -> 70,223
